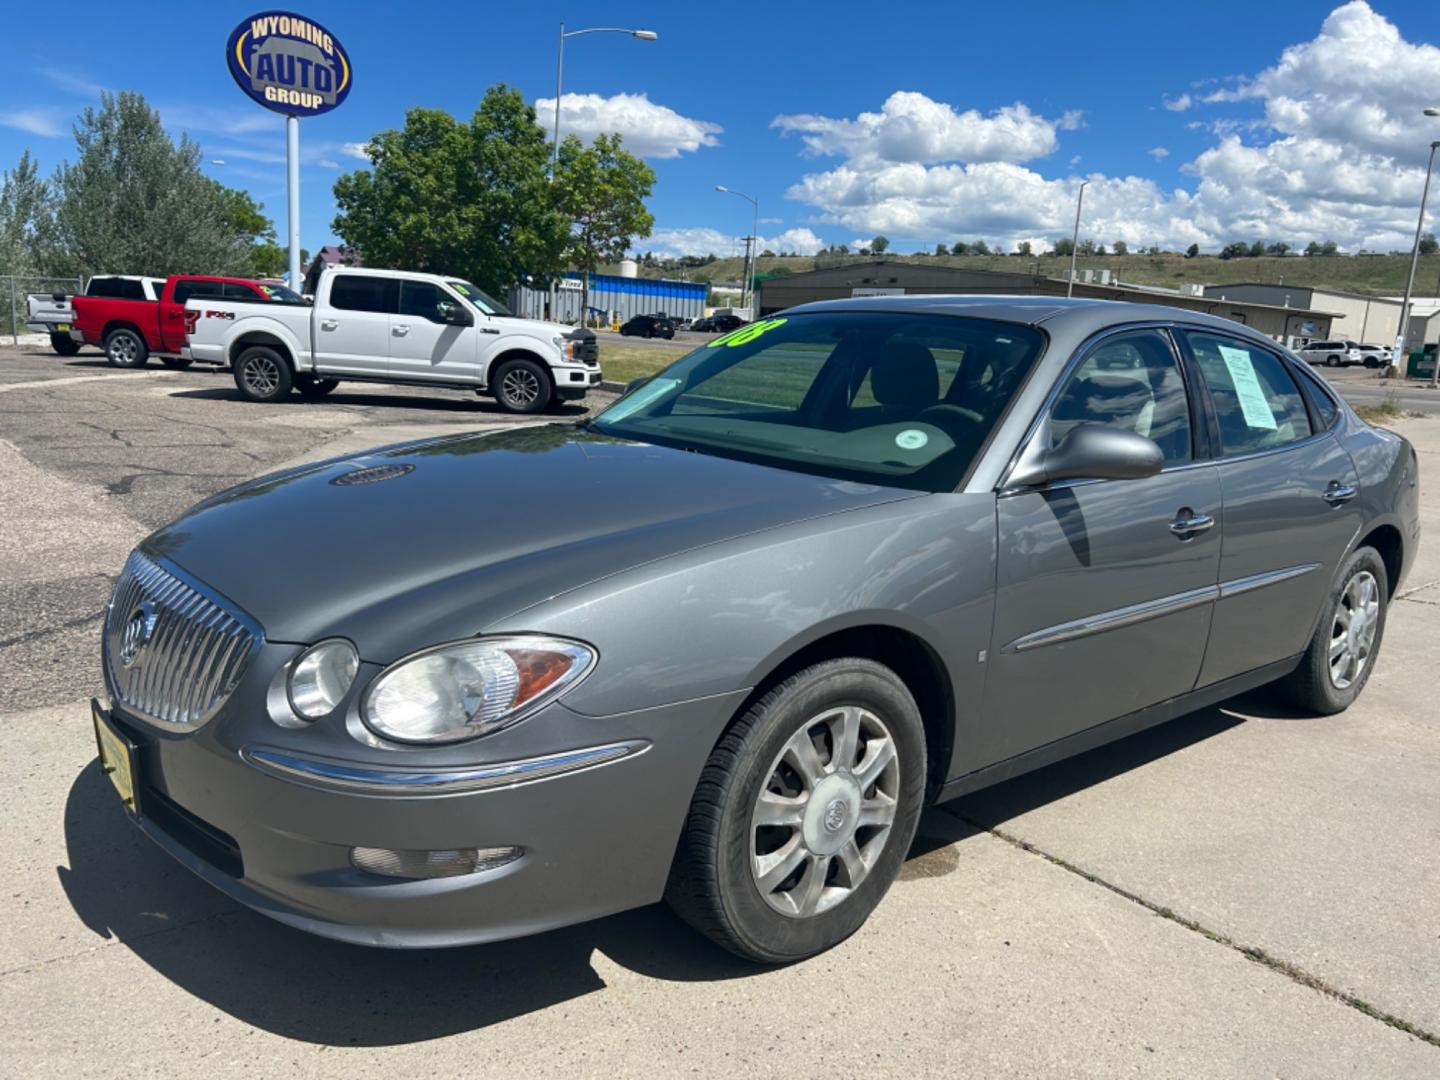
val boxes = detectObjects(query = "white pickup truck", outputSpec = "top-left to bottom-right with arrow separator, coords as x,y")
184,267 -> 601,413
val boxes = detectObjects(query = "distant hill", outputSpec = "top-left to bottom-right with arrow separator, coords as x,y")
609,252 -> 1440,298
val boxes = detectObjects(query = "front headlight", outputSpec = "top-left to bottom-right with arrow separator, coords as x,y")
361,636 -> 596,745
553,335 -> 576,359
288,639 -> 359,719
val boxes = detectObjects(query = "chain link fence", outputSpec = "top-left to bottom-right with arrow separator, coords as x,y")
3,275 -> 86,344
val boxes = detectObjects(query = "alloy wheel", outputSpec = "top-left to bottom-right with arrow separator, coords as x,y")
108,334 -> 137,364
1329,570 -> 1380,690
242,355 -> 280,398
501,367 -> 541,407
749,705 -> 900,919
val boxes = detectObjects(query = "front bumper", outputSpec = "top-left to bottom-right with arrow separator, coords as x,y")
555,363 -> 603,400
97,666 -> 741,948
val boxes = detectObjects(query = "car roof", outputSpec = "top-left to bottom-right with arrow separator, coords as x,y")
325,266 -> 453,283
781,293 -> 1282,346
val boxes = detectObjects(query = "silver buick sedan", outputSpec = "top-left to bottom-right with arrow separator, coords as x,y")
92,297 -> 1420,963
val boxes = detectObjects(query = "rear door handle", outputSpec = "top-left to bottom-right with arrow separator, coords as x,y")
1323,482 -> 1357,504
1169,510 -> 1215,537
320,319 -> 338,331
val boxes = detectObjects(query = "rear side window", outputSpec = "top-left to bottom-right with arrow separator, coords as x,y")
1185,332 -> 1313,455
88,278 -> 149,301
329,275 -> 398,314
172,280 -> 224,305
1295,368 -> 1341,429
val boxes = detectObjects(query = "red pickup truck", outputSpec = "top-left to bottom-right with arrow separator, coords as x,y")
71,274 -> 303,368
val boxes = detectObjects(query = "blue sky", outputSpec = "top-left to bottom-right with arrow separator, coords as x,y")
3,1 -> 1438,259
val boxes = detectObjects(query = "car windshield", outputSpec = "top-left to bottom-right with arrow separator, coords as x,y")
256,283 -> 302,303
591,311 -> 1045,492
446,279 -> 511,316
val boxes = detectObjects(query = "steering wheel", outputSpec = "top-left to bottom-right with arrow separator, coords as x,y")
919,403 -> 984,427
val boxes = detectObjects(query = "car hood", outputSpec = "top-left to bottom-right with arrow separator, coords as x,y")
494,316 -> 577,340
145,425 -> 920,660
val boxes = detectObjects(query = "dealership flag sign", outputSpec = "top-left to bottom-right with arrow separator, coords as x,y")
225,11 -> 352,288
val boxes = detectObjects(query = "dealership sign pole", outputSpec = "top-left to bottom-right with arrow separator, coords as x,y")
226,12 -> 353,292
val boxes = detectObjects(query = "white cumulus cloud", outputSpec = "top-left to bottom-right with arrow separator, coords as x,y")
340,142 -> 371,161
1148,147 -> 1170,159
640,226 -> 825,259
536,92 -> 721,159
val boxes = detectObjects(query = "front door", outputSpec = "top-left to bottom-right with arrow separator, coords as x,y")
1180,329 -> 1365,686
316,274 -> 397,376
980,328 -> 1222,768
388,280 -> 479,382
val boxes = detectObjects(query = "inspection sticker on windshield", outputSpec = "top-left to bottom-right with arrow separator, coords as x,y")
708,318 -> 787,348
1217,344 -> 1277,430
895,429 -> 929,450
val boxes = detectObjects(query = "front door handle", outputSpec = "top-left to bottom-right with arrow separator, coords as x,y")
320,319 -> 338,331
1323,482 -> 1358,504
392,324 -> 409,337
1169,509 -> 1215,537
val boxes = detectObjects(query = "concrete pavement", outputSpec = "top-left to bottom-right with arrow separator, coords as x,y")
0,340 -> 1436,1076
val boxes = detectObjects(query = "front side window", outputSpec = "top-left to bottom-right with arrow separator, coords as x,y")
591,312 -> 1045,492
399,281 -> 446,320
329,275 -> 398,314
1185,331 -> 1312,455
1049,329 -> 1192,464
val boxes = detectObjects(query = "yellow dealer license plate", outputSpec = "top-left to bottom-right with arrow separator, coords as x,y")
56,323 -> 70,332
92,700 -> 139,816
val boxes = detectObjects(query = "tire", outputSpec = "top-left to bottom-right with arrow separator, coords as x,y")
160,356 -> 193,370
232,345 -> 293,403
1273,546 -> 1388,714
492,357 -> 553,414
1326,354 -> 1341,367
666,658 -> 927,963
50,333 -> 80,356
104,328 -> 148,368
1364,357 -> 1379,369
643,328 -> 653,339
295,375 -> 340,397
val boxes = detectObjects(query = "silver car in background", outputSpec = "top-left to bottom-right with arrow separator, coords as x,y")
91,297 -> 1420,963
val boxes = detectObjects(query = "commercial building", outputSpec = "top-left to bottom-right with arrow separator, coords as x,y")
757,262 -> 1337,345
509,271 -> 707,326
1200,283 -> 1440,351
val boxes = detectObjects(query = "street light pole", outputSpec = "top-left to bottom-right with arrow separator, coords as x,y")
1397,137 -> 1439,383
1067,179 -> 1089,298
716,185 -> 759,316
548,24 -> 658,325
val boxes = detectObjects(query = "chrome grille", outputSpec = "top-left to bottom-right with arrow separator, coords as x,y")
103,551 -> 262,728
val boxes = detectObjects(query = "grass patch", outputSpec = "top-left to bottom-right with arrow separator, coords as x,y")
1352,391 -> 1426,424
596,341 -> 690,384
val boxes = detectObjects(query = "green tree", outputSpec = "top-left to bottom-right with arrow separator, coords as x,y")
1112,240 -> 1128,256
1016,240 -> 1033,256
208,181 -> 287,276
1420,232 -> 1438,255
970,239 -> 990,255
52,91 -> 250,278
0,150 -> 57,276
1265,241 -> 1290,256
1248,240 -> 1265,257
1053,237 -> 1075,256
934,242 -> 948,256
952,241 -> 970,255
554,131 -> 655,323
870,235 -> 889,254
1076,239 -> 1096,256
1185,243 -> 1200,258
333,85 -> 566,298
1219,241 -> 1249,260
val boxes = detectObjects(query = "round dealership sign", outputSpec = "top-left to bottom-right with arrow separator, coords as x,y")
226,11 -> 351,116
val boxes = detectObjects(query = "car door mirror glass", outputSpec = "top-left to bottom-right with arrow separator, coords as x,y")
1010,424 -> 1163,488
436,301 -> 471,326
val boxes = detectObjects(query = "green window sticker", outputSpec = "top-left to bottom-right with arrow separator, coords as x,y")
707,318 -> 787,348
1217,344 -> 1278,431
895,429 -> 929,450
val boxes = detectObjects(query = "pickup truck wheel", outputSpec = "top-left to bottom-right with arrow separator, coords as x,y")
493,357 -> 553,414
104,328 -> 148,368
233,346 -> 293,403
161,356 -> 194,370
50,334 -> 80,357
295,376 -> 339,397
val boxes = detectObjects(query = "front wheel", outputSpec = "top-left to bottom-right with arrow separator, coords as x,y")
51,333 -> 80,356
492,357 -> 553,414
1273,546 -> 1388,714
1326,354 -> 1342,367
104,328 -> 148,368
666,658 -> 926,963
232,346 -> 293,403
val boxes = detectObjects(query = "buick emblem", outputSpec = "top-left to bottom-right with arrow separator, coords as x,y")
119,600 -> 158,668
823,798 -> 848,834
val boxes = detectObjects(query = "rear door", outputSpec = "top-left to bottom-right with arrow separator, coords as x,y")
316,275 -> 396,375
1180,329 -> 1363,685
161,279 -> 224,352
981,328 -> 1222,767
388,280 -> 479,382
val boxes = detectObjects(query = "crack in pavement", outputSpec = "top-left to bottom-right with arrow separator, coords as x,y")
0,907 -> 241,982
0,609 -> 105,649
942,807 -> 1440,1051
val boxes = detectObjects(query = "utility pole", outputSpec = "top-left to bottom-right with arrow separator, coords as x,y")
1067,180 -> 1089,298
1395,131 -> 1439,383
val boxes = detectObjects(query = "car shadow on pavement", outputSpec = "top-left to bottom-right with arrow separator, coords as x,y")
57,697 -> 1253,1046
166,386 -> 594,417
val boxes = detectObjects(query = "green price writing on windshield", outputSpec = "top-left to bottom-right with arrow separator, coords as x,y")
707,318 -> 787,348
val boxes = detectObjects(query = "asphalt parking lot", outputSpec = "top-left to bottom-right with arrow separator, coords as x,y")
1,340 -> 1437,1077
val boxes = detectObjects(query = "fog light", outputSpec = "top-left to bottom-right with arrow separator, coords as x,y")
350,845 -> 522,879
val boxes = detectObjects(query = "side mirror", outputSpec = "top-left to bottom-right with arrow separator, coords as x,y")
437,301 -> 471,326
1008,424 -> 1163,488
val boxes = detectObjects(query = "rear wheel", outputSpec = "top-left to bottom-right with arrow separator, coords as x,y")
492,357 -> 553,414
1326,354 -> 1342,367
104,328 -> 148,368
295,375 -> 339,397
1273,546 -> 1388,714
160,356 -> 193,370
666,658 -> 926,963
232,346 -> 292,403
50,333 -> 80,356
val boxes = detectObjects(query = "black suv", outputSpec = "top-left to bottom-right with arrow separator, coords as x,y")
619,314 -> 676,339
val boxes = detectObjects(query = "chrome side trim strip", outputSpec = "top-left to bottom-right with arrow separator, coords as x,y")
1218,562 -> 1322,598
242,740 -> 648,796
1003,585 -> 1217,654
